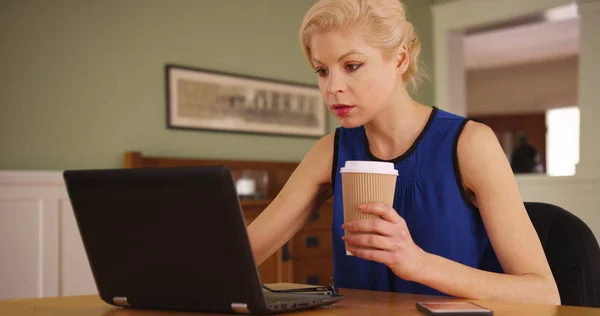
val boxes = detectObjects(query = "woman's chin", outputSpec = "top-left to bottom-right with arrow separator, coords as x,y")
337,117 -> 364,129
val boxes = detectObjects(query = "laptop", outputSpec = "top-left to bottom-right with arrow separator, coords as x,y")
63,166 -> 343,314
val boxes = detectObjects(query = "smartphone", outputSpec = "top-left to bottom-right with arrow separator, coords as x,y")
416,302 -> 493,315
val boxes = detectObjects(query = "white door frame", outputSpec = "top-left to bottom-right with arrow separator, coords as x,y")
432,0 -> 600,176
431,0 -> 573,116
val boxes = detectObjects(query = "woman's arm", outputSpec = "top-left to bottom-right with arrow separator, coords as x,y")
246,132 -> 334,266
415,121 -> 559,304
343,121 -> 560,304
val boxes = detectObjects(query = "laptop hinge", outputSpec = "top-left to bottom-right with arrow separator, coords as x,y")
113,297 -> 130,307
231,302 -> 249,313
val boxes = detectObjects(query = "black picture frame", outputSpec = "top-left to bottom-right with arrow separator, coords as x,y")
165,64 -> 328,138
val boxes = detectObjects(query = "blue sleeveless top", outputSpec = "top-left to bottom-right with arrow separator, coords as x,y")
330,107 -> 503,296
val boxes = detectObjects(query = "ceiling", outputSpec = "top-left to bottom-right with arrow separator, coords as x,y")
464,12 -> 580,70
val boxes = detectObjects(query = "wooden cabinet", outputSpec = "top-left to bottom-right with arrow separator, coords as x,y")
293,256 -> 334,286
241,199 -> 334,286
291,202 -> 333,285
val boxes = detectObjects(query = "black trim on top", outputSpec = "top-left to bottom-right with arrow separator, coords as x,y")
365,107 -> 439,163
331,128 -> 340,193
452,119 -> 479,213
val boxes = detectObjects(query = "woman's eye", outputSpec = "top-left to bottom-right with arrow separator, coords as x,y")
315,68 -> 328,77
346,63 -> 362,72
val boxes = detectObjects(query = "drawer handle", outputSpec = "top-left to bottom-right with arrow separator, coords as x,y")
282,243 -> 292,261
305,236 -> 320,248
310,211 -> 320,221
305,275 -> 320,285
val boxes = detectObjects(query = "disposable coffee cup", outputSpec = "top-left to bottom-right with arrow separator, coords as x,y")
340,161 -> 398,255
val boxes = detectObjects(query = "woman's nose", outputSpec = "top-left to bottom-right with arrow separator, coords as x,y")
326,73 -> 347,95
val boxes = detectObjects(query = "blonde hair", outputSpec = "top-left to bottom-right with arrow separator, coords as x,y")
298,0 -> 425,90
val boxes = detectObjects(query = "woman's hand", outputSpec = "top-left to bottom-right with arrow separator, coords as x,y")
342,202 -> 427,281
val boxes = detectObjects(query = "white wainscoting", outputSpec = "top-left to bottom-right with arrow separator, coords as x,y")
0,171 -> 97,299
516,174 -> 600,243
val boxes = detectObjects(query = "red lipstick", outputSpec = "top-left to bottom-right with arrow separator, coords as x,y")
331,104 -> 354,117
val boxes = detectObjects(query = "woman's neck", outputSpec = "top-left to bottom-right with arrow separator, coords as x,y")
364,89 -> 433,161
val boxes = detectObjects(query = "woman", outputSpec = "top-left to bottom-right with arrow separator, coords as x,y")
247,0 -> 560,304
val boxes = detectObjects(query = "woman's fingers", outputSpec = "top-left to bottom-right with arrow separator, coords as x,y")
357,202 -> 405,225
342,218 -> 396,237
343,233 -> 395,251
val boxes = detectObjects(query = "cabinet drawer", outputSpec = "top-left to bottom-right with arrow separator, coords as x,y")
293,229 -> 332,259
293,256 -> 333,286
303,204 -> 333,230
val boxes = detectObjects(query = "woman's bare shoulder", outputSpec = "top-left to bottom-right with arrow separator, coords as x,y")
297,130 -> 336,185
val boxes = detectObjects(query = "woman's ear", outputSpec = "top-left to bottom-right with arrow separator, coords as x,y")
396,44 -> 410,75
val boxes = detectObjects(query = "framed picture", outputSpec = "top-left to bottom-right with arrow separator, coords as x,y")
165,64 -> 328,138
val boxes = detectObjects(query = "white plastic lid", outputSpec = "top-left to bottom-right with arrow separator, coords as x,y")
340,160 -> 398,176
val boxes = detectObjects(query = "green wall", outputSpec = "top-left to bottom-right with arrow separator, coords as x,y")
0,0 -> 434,170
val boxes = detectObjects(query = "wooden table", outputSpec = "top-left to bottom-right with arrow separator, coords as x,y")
1,289 -> 599,316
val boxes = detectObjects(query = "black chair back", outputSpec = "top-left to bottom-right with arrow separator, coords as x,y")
525,202 -> 600,307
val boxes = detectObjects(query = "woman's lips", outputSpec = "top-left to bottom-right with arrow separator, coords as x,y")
332,104 -> 354,117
